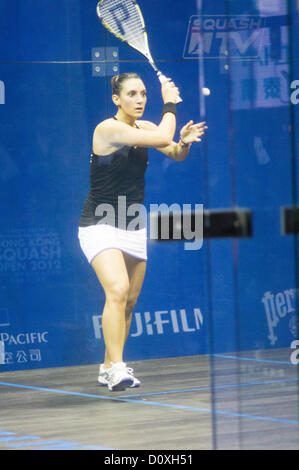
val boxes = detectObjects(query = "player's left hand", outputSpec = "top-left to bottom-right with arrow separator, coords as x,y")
180,121 -> 208,144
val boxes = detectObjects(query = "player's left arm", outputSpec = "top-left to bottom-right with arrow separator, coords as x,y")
139,120 -> 207,161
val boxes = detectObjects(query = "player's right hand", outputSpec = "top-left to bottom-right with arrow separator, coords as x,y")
161,78 -> 180,104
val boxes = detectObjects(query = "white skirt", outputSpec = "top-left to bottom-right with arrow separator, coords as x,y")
78,224 -> 147,264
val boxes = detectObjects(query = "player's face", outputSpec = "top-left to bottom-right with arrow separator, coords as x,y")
117,78 -> 147,118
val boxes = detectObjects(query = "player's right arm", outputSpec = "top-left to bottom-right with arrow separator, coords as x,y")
93,80 -> 179,152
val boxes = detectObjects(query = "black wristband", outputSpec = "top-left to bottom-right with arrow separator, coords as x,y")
162,102 -> 177,116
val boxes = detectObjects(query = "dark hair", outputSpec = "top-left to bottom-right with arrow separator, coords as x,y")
111,73 -> 141,96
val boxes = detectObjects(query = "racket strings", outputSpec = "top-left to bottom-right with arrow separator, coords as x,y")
99,0 -> 147,52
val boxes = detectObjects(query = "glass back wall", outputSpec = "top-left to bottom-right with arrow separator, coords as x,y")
196,0 -> 299,449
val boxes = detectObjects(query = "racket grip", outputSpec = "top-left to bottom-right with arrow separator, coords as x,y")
158,72 -> 183,104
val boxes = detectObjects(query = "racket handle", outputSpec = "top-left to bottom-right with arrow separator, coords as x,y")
157,72 -> 183,104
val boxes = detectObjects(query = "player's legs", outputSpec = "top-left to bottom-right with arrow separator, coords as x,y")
102,252 -> 146,367
91,249 -> 130,365
123,253 -> 146,348
91,249 -> 146,367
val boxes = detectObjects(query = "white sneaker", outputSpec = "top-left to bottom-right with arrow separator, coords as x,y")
98,364 -> 112,386
127,367 -> 141,388
108,362 -> 134,392
98,364 -> 141,388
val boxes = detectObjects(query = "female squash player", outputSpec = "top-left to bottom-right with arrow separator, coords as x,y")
78,73 -> 207,391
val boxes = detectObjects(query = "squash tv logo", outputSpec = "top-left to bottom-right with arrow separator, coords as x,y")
183,15 -> 265,59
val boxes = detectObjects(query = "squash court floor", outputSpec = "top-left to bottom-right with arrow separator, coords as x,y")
0,349 -> 298,450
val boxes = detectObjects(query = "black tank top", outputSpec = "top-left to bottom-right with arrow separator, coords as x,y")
79,135 -> 149,230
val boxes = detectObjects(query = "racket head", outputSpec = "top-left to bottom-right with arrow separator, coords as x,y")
96,0 -> 182,102
96,0 -> 155,65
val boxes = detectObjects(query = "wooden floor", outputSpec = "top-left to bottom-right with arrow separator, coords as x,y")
0,350 -> 298,450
